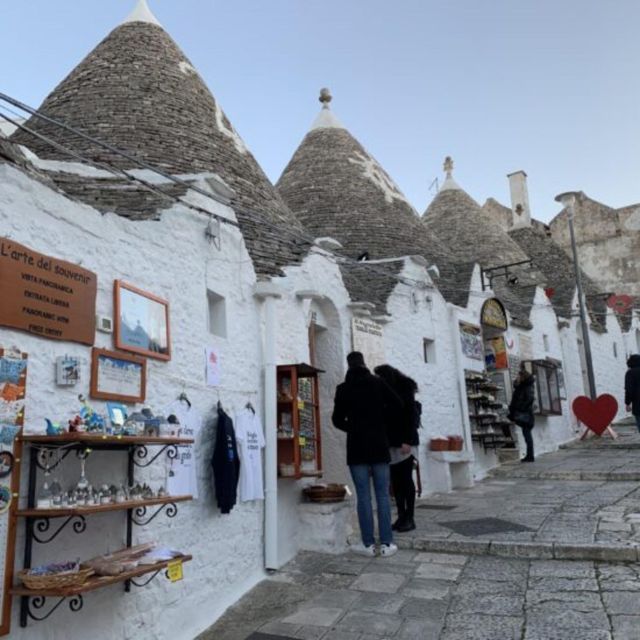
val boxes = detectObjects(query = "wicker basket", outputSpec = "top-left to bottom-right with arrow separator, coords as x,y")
303,484 -> 347,503
18,567 -> 94,591
429,438 -> 449,452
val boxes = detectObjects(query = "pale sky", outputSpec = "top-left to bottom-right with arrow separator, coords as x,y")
2,1 -> 639,222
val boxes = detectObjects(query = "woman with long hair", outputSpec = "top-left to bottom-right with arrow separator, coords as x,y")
374,364 -> 420,533
508,366 -> 536,462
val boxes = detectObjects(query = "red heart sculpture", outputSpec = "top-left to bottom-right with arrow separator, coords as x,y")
572,394 -> 619,435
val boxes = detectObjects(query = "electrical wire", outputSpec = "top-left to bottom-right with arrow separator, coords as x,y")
0,93 -> 637,326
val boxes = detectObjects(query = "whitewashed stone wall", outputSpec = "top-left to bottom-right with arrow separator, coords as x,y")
0,163 -> 272,640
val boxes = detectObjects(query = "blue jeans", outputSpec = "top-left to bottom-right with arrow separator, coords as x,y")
349,463 -> 393,546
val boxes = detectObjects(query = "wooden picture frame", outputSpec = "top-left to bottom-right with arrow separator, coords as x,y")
90,348 -> 146,404
114,280 -> 171,361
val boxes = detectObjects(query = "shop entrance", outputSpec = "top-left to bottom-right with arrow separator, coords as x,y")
307,301 -> 345,482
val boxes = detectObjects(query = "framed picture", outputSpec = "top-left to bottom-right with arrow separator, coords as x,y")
90,348 -> 146,404
114,281 -> 171,361
106,402 -> 128,427
0,452 -> 13,479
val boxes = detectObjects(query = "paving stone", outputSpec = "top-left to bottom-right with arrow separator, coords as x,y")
414,552 -> 468,565
334,611 -> 403,636
524,628 -> 612,640
319,632 -> 361,640
349,592 -> 406,614
455,577 -> 526,596
258,621 -> 302,637
529,559 -> 595,578
526,607 -> 610,631
526,590 -> 604,609
414,562 -> 462,581
440,614 -> 523,640
610,615 -> 640,640
395,617 -> 444,639
306,590 -> 360,609
348,572 -> 405,594
399,597 -> 448,621
291,627 -> 326,640
462,556 -> 528,581
401,578 -> 453,600
602,591 -> 640,615
282,608 -> 343,628
553,544 -> 638,562
449,594 -> 524,616
529,576 -> 599,592
489,541 -> 554,559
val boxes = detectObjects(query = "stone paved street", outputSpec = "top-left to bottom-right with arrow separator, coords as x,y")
200,427 -> 640,639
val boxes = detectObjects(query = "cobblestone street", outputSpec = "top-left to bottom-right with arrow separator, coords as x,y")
201,426 -> 640,639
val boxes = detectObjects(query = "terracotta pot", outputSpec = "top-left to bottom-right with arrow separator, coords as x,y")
429,438 -> 449,452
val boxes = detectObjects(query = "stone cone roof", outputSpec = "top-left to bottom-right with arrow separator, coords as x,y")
277,97 -> 446,263
11,14 -> 307,277
423,172 -> 539,327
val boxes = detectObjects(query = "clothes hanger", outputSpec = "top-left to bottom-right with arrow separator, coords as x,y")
245,401 -> 255,414
178,380 -> 191,408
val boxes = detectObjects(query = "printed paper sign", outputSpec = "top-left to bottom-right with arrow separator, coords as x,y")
205,346 -> 221,387
167,559 -> 183,583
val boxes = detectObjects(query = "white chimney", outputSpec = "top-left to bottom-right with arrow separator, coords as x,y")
507,170 -> 531,229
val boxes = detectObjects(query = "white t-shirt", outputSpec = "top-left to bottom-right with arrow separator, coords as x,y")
163,400 -> 202,500
234,408 -> 265,502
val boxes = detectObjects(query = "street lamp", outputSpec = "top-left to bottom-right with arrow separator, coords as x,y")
555,191 -> 597,400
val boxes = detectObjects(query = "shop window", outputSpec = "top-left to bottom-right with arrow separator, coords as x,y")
423,338 -> 436,363
613,342 -> 618,359
543,334 -> 550,352
207,290 -> 227,338
522,360 -> 562,416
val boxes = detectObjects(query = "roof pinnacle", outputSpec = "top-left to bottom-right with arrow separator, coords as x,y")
123,0 -> 162,27
319,88 -> 333,109
439,156 -> 460,192
443,156 -> 454,178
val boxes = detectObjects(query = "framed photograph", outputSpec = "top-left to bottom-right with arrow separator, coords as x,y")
114,280 -> 171,361
90,348 -> 146,404
106,402 -> 128,427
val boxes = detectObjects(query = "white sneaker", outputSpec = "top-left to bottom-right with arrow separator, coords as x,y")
380,543 -> 398,557
351,543 -> 377,557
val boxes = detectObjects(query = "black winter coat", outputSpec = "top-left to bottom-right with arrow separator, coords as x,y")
508,376 -> 536,428
332,367 -> 403,465
211,406 -> 240,514
386,385 -> 420,448
625,355 -> 640,416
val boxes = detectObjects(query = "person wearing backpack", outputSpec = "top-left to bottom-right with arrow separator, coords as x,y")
374,364 -> 420,533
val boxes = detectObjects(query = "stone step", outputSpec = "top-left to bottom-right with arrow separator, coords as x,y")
489,468 -> 640,481
395,536 -> 640,562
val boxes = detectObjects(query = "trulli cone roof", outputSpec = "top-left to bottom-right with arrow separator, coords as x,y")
11,5 -> 306,276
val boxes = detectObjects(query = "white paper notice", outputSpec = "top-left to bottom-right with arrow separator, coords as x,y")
205,346 -> 221,387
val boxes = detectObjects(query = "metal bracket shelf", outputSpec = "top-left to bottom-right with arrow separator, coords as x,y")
133,444 -> 179,468
132,501 -> 178,526
33,515 -> 87,544
25,594 -> 84,622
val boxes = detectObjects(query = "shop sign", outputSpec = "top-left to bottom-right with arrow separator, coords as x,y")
351,318 -> 385,369
481,298 -> 508,330
459,322 -> 483,361
485,336 -> 508,370
0,238 -> 97,345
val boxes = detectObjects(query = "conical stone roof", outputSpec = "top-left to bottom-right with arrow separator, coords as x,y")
11,3 -> 307,276
423,159 -> 540,326
277,90 -> 446,263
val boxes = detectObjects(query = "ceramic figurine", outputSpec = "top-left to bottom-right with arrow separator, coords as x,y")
45,419 -> 64,436
67,491 -> 76,507
157,486 -> 167,498
52,493 -> 63,509
37,481 -> 52,509
142,483 -> 154,500
68,415 -> 84,433
116,487 -> 126,503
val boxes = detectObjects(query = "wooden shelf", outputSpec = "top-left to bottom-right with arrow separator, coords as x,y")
11,555 -> 192,598
16,495 -> 192,519
20,434 -> 194,446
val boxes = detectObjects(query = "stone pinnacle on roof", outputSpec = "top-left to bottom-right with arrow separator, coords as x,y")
440,156 -> 461,192
310,87 -> 344,131
123,0 -> 162,27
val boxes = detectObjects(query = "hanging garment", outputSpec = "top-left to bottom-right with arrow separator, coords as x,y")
164,400 -> 203,499
211,405 -> 240,514
234,408 -> 265,502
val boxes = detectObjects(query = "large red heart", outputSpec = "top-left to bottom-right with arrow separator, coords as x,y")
572,394 -> 619,435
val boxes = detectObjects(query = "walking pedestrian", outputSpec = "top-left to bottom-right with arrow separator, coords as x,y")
374,364 -> 420,533
508,366 -> 536,462
332,351 -> 402,557
625,354 -> 640,433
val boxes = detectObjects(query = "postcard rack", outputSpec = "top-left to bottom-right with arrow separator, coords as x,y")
13,434 -> 194,628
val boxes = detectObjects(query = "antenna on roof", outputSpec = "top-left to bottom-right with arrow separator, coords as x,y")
428,177 -> 439,195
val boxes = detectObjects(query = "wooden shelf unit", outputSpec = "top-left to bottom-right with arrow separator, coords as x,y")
277,363 -> 323,480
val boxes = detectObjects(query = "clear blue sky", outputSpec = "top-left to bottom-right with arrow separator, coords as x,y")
2,1 -> 639,222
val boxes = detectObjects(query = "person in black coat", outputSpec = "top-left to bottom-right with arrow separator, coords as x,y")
508,367 -> 536,462
332,352 -> 402,557
374,364 -> 420,533
625,354 -> 640,432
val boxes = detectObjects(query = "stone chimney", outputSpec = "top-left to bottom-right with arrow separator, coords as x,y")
507,170 -> 531,229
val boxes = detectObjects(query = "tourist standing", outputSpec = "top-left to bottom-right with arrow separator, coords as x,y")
374,365 -> 420,533
332,352 -> 402,557
625,355 -> 640,432
508,367 -> 536,462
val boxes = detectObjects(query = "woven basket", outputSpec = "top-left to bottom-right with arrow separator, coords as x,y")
303,484 -> 346,503
429,438 -> 449,452
18,567 -> 94,591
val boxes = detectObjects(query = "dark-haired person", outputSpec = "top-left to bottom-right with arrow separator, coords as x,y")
374,364 -> 420,533
332,352 -> 402,557
508,367 -> 536,462
626,354 -> 640,432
